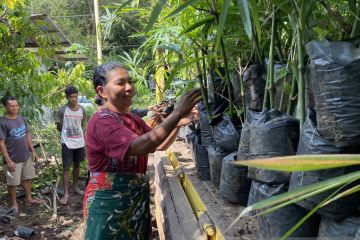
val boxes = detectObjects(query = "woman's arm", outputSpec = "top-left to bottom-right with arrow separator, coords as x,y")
127,89 -> 201,155
156,127 -> 180,151
156,109 -> 196,151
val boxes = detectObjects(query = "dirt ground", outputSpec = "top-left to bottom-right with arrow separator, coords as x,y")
0,155 -> 160,240
170,140 -> 256,240
0,159 -> 85,240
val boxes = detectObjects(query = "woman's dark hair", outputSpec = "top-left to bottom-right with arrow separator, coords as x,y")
92,62 -> 126,101
2,95 -> 17,106
94,95 -> 104,106
64,85 -> 78,97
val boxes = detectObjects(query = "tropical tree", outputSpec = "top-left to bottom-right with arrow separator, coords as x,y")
0,0 -> 93,120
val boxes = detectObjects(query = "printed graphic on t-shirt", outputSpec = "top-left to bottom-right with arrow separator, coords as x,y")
64,114 -> 82,138
9,123 -> 26,139
61,107 -> 85,149
0,116 -> 31,163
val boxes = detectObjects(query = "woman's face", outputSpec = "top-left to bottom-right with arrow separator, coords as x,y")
98,67 -> 135,112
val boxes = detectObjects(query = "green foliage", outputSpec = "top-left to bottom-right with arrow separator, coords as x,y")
32,123 -> 61,160
0,1 -> 93,121
31,122 -> 88,191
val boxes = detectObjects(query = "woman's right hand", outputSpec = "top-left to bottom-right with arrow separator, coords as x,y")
174,89 -> 202,117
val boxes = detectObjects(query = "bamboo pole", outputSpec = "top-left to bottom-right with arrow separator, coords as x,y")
94,0 -> 102,64
351,7 -> 360,38
268,5 -> 276,109
297,25 -> 305,125
211,0 -> 234,116
155,49 -> 165,103
287,24 -> 299,115
279,36 -> 296,112
220,38 -> 234,116
194,50 -> 212,120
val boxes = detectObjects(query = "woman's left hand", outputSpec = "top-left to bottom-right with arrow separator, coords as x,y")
177,107 -> 198,127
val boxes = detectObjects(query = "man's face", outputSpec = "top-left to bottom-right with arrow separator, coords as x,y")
4,100 -> 19,116
67,93 -> 78,106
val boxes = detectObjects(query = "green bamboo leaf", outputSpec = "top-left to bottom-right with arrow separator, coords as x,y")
167,54 -> 216,83
0,23 -> 10,36
107,0 -> 133,10
255,178 -> 356,219
144,0 -> 166,33
226,171 -> 360,233
248,0 -> 261,42
232,154 -> 360,171
156,44 -> 182,54
270,0 -> 293,14
321,184 -> 360,207
237,0 -> 253,41
348,0 -> 356,15
283,81 -> 292,96
215,0 -> 231,50
165,0 -> 197,19
183,16 -> 216,33
280,178 -> 360,240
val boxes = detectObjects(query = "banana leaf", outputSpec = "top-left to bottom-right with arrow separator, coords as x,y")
232,154 -> 360,171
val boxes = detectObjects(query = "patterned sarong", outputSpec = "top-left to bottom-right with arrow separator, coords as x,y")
83,172 -> 151,240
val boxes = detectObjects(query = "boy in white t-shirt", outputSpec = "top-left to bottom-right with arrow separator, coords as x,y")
56,86 -> 86,205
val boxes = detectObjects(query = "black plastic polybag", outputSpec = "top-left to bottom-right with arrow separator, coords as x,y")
237,110 -> 261,161
306,39 -> 360,147
243,64 -> 266,111
248,181 -> 320,240
207,146 -> 227,187
247,109 -> 300,184
213,115 -> 241,152
356,227 -> 360,240
289,108 -> 360,219
219,152 -> 250,204
185,129 -> 196,150
193,133 -> 211,181
198,101 -> 215,148
318,216 -> 360,240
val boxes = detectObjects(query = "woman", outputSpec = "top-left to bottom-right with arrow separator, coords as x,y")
83,62 -> 201,239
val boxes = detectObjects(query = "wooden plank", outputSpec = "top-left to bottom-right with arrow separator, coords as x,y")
153,151 -> 204,240
161,157 -> 203,240
154,152 -> 186,240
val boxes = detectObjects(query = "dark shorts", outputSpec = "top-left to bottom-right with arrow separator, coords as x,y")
61,144 -> 85,170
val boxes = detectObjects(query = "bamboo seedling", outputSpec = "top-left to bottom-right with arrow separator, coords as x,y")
194,49 -> 212,120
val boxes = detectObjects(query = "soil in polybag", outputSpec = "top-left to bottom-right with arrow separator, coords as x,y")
213,115 -> 241,153
207,68 -> 229,117
231,70 -> 243,107
243,64 -> 266,111
247,181 -> 320,240
306,39 -> 360,147
247,109 -> 300,184
219,152 -> 250,205
289,108 -> 360,220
